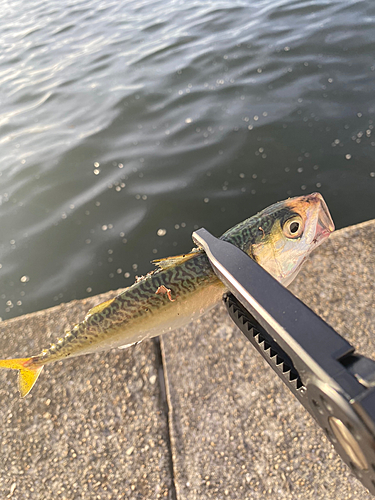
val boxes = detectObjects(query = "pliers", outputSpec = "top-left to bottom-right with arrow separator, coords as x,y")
193,228 -> 375,495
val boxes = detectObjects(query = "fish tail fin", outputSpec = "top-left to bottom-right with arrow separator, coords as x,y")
0,357 -> 44,397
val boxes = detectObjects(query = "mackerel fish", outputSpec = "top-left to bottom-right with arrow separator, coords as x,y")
0,193 -> 334,397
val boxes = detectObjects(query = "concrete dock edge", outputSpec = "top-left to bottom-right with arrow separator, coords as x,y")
1,220 -> 375,499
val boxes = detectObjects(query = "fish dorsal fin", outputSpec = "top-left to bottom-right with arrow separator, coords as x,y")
85,298 -> 115,319
151,249 -> 202,270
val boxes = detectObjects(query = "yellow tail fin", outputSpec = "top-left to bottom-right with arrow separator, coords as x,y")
0,357 -> 44,397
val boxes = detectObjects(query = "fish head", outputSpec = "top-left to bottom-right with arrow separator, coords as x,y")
248,192 -> 335,286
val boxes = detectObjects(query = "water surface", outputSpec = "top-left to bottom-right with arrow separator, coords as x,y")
1,0 -> 375,320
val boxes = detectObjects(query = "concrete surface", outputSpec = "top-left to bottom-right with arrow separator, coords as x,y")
1,220 -> 375,499
0,292 -> 173,500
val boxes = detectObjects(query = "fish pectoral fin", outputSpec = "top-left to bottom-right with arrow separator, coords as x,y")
151,249 -> 202,270
0,357 -> 44,398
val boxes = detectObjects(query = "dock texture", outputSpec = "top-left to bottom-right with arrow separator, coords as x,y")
0,220 -> 375,499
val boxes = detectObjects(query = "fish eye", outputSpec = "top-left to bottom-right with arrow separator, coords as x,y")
282,216 -> 304,239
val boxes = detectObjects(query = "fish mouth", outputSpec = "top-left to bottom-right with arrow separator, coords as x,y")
311,193 -> 335,245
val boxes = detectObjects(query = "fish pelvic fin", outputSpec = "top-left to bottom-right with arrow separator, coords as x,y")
0,357 -> 44,398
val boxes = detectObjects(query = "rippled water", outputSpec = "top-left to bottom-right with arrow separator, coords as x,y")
1,0 -> 375,320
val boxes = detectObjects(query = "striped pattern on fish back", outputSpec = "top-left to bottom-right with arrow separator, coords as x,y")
32,252 -> 216,364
